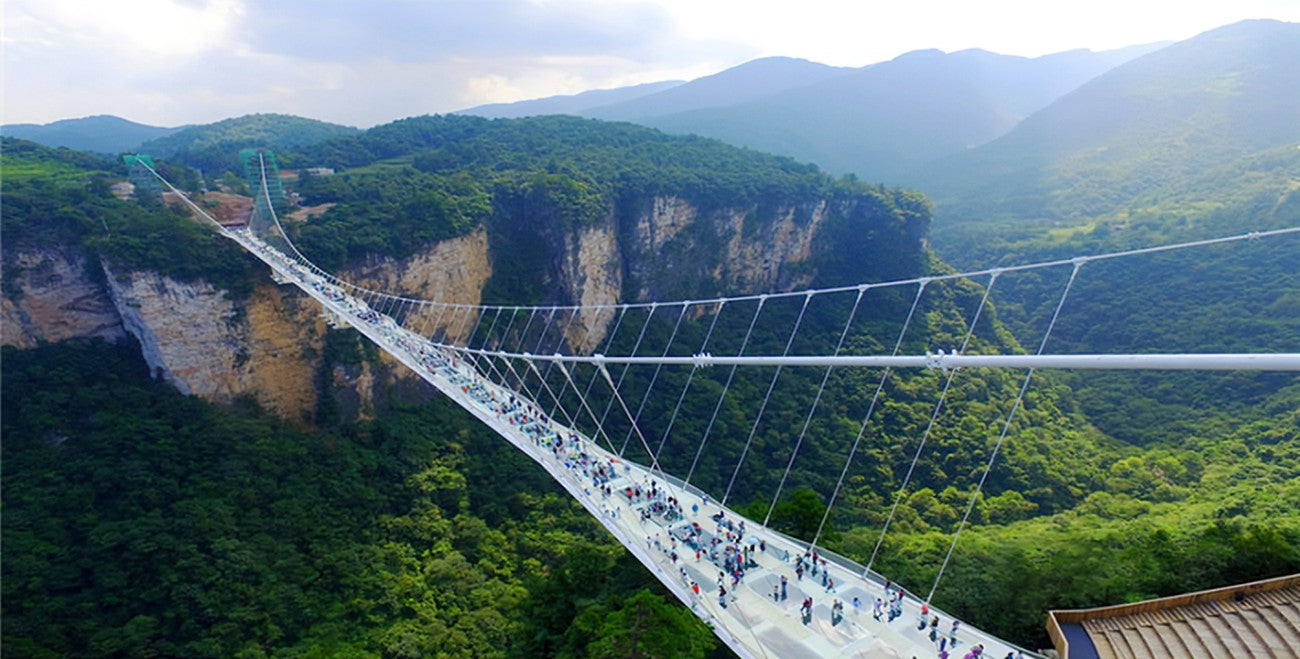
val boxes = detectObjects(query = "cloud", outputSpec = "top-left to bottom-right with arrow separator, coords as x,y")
4,0 -> 239,62
233,0 -> 682,63
2,0 -> 747,126
3,0 -> 245,124
216,0 -> 746,124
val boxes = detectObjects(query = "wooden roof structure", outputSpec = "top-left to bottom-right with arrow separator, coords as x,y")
1047,573 -> 1300,658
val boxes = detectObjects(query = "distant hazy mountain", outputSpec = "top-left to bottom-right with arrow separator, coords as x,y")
583,57 -> 856,120
461,80 -> 684,118
913,19 -> 1300,224
457,47 -> 1162,183
138,113 -> 360,174
636,44 -> 1164,182
1,115 -> 181,154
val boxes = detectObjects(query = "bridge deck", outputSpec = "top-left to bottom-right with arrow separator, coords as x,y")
232,229 -> 1037,659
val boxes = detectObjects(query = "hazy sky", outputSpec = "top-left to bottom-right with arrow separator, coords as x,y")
4,0 -> 1298,128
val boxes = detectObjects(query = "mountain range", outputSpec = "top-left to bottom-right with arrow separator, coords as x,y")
1,115 -> 182,155
4,17 -> 1298,658
4,41 -> 1162,183
7,19 -> 1294,239
458,44 -> 1166,181
909,18 -> 1300,225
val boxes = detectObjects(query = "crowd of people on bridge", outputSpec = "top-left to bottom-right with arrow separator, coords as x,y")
309,278 -> 346,303
622,479 -> 684,524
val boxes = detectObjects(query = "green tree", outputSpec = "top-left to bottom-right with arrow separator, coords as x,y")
219,170 -> 251,195
752,487 -> 829,541
586,589 -> 715,659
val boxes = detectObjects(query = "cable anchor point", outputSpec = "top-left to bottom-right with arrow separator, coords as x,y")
926,349 -> 956,372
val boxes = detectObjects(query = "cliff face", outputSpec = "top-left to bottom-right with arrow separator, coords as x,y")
1,229 -> 494,423
559,194 -> 912,310
620,196 -> 828,300
102,263 -> 323,418
3,192 -> 919,422
2,247 -> 126,347
561,223 -> 622,354
1,247 -> 314,421
344,227 -> 492,346
491,189 -> 922,356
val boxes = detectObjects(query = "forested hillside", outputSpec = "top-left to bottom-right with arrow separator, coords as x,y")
873,22 -> 1300,645
913,19 -> 1300,224
137,113 -> 359,179
911,19 -> 1300,480
2,339 -> 718,657
1,115 -> 182,155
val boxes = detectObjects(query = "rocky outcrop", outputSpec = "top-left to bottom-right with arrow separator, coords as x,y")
717,200 -> 827,293
344,227 -> 492,345
102,263 -> 322,418
2,247 -> 126,347
618,196 -> 828,303
635,196 -> 696,255
562,223 -> 622,354
3,190 -> 918,424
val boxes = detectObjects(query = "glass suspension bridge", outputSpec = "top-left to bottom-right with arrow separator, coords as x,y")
137,154 -> 1299,659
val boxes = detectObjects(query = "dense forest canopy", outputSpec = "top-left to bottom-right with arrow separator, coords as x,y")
1,339 -> 719,658
924,113 -> 1299,455
136,114 -> 360,179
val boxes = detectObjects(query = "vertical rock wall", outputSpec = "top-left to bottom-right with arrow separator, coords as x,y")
102,263 -> 323,419
1,247 -> 126,347
619,195 -> 829,302
3,192 -> 898,424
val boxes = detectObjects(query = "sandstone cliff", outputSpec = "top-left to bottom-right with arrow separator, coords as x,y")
103,262 -> 322,416
619,195 -> 829,300
3,191 -> 919,422
2,228 -> 495,423
2,247 -> 126,347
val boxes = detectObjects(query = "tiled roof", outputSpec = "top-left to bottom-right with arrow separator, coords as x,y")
1048,574 -> 1300,658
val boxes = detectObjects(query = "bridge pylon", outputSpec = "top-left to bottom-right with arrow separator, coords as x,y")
123,154 -> 164,202
240,148 -> 298,254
